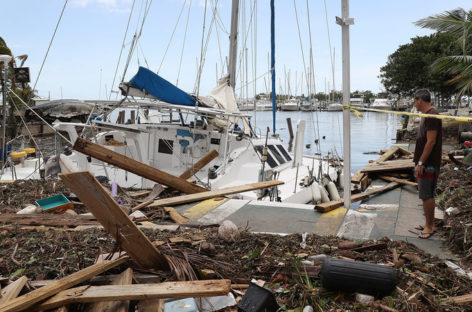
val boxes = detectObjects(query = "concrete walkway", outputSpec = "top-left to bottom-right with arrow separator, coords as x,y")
174,181 -> 454,260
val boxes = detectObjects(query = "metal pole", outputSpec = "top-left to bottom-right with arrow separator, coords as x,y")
228,0 -> 239,88
337,0 -> 353,209
270,0 -> 276,134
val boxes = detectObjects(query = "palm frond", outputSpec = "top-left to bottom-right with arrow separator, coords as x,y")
415,8 -> 467,34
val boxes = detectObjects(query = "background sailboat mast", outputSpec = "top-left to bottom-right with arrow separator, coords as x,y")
228,0 -> 239,88
270,0 -> 276,134
337,0 -> 353,208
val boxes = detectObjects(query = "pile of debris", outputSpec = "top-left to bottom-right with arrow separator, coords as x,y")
315,146 -> 415,213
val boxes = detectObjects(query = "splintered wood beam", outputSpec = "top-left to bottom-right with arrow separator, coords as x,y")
179,149 -> 219,180
379,175 -> 417,187
147,180 -> 284,208
315,182 -> 400,213
164,207 -> 188,224
88,268 -> 133,312
376,147 -> 400,162
447,293 -> 472,304
0,257 -> 128,312
0,276 -> 28,304
361,159 -> 414,173
351,169 -> 365,184
60,171 -> 169,270
73,137 -> 207,194
33,280 -> 231,311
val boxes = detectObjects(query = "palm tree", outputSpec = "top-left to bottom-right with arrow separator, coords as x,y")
415,8 -> 472,98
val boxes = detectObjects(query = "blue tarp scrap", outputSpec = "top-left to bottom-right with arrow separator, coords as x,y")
129,67 -> 196,106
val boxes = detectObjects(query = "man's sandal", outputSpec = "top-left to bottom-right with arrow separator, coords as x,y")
418,231 -> 435,239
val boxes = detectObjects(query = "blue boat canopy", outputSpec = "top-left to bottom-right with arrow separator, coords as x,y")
128,67 -> 197,106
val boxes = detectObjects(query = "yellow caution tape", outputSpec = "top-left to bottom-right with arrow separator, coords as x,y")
342,105 -> 472,122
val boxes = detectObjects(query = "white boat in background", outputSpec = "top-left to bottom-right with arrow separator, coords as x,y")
255,100 -> 273,111
280,100 -> 299,111
327,102 -> 343,111
237,100 -> 255,111
300,99 -> 320,111
371,98 -> 393,110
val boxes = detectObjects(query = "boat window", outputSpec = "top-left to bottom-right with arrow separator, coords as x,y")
276,144 -> 292,161
268,145 -> 285,164
211,138 -> 220,145
158,139 -> 173,154
254,145 -> 278,168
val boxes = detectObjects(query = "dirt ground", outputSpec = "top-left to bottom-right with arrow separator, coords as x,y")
1,179 -> 472,311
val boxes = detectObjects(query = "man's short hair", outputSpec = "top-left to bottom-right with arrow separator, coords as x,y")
414,89 -> 431,102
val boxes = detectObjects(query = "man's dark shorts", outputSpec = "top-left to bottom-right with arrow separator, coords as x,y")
417,166 -> 440,199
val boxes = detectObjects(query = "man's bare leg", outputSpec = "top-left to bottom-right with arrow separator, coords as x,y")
420,198 -> 436,238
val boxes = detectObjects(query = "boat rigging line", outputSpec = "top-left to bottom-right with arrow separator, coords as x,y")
177,0 -> 193,86
109,0 -> 136,100
33,0 -> 68,92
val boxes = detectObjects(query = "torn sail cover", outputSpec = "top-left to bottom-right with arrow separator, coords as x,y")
126,67 -> 196,106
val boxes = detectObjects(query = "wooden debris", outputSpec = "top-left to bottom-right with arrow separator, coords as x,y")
361,159 -> 414,173
33,280 -> 231,311
138,299 -> 164,312
350,242 -> 388,252
351,170 -> 365,184
73,137 -> 207,194
131,184 -> 165,212
0,276 -> 28,304
60,171 -> 169,270
315,182 -> 400,213
88,268 -> 133,312
164,207 -> 189,224
0,214 -> 98,227
147,180 -> 284,208
376,147 -> 400,163
0,257 -> 128,312
179,149 -> 219,180
447,293 -> 472,305
379,175 -> 417,186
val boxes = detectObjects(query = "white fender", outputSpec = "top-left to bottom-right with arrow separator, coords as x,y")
310,182 -> 322,204
320,185 -> 330,203
327,181 -> 341,201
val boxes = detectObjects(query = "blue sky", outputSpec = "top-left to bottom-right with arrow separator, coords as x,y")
1,0 -> 471,100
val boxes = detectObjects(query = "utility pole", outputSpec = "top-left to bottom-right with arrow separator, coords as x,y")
336,0 -> 353,209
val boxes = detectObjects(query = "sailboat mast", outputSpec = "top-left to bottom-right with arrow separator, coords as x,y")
270,0 -> 276,134
228,0 -> 239,88
336,0 -> 353,208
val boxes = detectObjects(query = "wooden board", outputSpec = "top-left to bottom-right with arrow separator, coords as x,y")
0,276 -> 28,304
351,170 -> 365,184
379,175 -> 417,187
164,207 -> 189,224
315,182 -> 400,213
447,293 -> 472,304
147,180 -> 284,208
60,171 -> 169,270
34,280 -> 231,311
88,268 -> 133,312
0,257 -> 128,312
361,159 -> 414,173
138,299 -> 164,312
179,149 -> 219,180
73,137 -> 206,194
0,214 -> 98,227
376,147 -> 400,163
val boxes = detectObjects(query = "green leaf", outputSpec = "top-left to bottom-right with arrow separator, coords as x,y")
12,268 -> 25,277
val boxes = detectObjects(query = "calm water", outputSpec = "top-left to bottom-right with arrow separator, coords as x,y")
248,110 -> 402,173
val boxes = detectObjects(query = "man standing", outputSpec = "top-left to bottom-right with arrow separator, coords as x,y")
413,89 -> 442,239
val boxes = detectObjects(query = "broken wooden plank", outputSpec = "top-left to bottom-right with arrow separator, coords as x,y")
0,214 -> 98,227
129,190 -> 152,198
0,257 -> 128,312
179,149 -> 219,180
350,242 -> 388,252
164,207 -> 189,224
88,268 -> 133,312
360,174 -> 371,192
73,137 -> 206,194
315,182 -> 400,213
0,276 -> 28,304
34,280 -> 231,311
379,175 -> 417,187
60,171 -> 169,270
361,159 -> 414,173
131,184 -> 165,212
351,170 -> 365,184
446,293 -> 472,305
376,147 -> 400,163
147,180 -> 284,208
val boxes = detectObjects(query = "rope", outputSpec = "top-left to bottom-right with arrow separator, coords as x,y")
157,0 -> 188,74
194,0 -> 209,96
293,0 -> 309,93
33,0 -> 68,92
176,0 -> 193,86
109,0 -> 136,100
